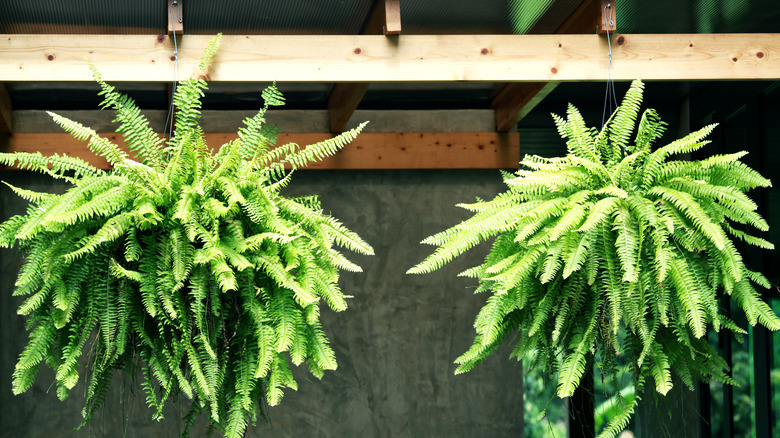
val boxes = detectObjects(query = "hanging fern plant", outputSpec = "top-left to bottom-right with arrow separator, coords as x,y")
408,79 -> 778,437
0,35 -> 373,437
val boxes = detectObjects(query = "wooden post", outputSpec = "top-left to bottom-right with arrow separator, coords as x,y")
598,1 -> 616,35
383,0 -> 402,35
168,0 -> 183,35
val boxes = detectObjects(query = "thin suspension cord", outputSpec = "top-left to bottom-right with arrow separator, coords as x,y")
601,3 -> 618,130
164,0 -> 182,144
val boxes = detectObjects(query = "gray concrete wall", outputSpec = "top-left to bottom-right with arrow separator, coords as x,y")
0,169 -> 525,438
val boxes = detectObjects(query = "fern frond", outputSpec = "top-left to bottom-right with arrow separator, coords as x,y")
48,112 -> 128,166
1,37 -> 372,434
607,79 -> 644,161
263,122 -> 368,177
409,79 -> 776,438
0,152 -> 103,179
557,300 -> 599,397
90,64 -> 165,169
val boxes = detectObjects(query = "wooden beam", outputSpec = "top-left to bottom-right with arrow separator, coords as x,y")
0,83 -> 11,133
2,34 -> 779,82
2,132 -> 520,170
362,0 -> 402,35
168,0 -> 183,35
383,0 -> 402,35
492,82 -> 558,132
327,1 -> 402,133
494,0 -> 603,131
598,0 -> 616,35
328,83 -> 371,132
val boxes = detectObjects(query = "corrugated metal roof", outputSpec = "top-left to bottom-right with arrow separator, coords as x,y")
616,0 -> 777,33
2,1 -> 778,35
0,0 -> 164,34
400,0 -> 513,34
184,0 -> 374,35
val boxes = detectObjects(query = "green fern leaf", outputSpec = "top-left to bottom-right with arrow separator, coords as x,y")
408,79 -> 776,438
1,35 -> 371,435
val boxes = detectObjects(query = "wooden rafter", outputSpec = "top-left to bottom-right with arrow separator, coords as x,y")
168,0 -> 183,35
327,0 -> 402,133
328,83 -> 371,133
493,0 -> 604,131
492,82 -> 558,132
3,34 -> 776,82
598,0 -> 616,35
0,83 -> 11,133
363,0 -> 402,35
1,132 -> 519,170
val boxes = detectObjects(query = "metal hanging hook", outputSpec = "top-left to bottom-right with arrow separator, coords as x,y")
603,3 -> 614,27
603,4 -> 614,59
171,1 -> 182,23
601,3 -> 618,130
169,1 -> 182,58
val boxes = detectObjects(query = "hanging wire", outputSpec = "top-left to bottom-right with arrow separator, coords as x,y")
164,0 -> 182,144
601,3 -> 618,129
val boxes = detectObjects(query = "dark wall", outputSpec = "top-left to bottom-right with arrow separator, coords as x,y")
0,169 -> 525,438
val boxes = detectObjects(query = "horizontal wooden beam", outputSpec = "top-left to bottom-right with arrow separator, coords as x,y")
2,34 -> 778,82
11,109 -> 499,134
1,132 -> 519,170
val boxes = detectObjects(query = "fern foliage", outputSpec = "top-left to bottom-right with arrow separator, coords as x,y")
408,79 -> 777,437
0,35 -> 372,438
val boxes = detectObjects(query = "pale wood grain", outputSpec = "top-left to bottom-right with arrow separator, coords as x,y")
2,34 -> 777,82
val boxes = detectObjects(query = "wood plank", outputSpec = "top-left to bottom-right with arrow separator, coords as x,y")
384,0 -> 402,35
0,83 -> 11,133
2,132 -> 520,170
11,109 -> 498,134
168,0 -> 184,36
2,34 -> 778,82
363,0 -> 402,35
598,0 -> 616,35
